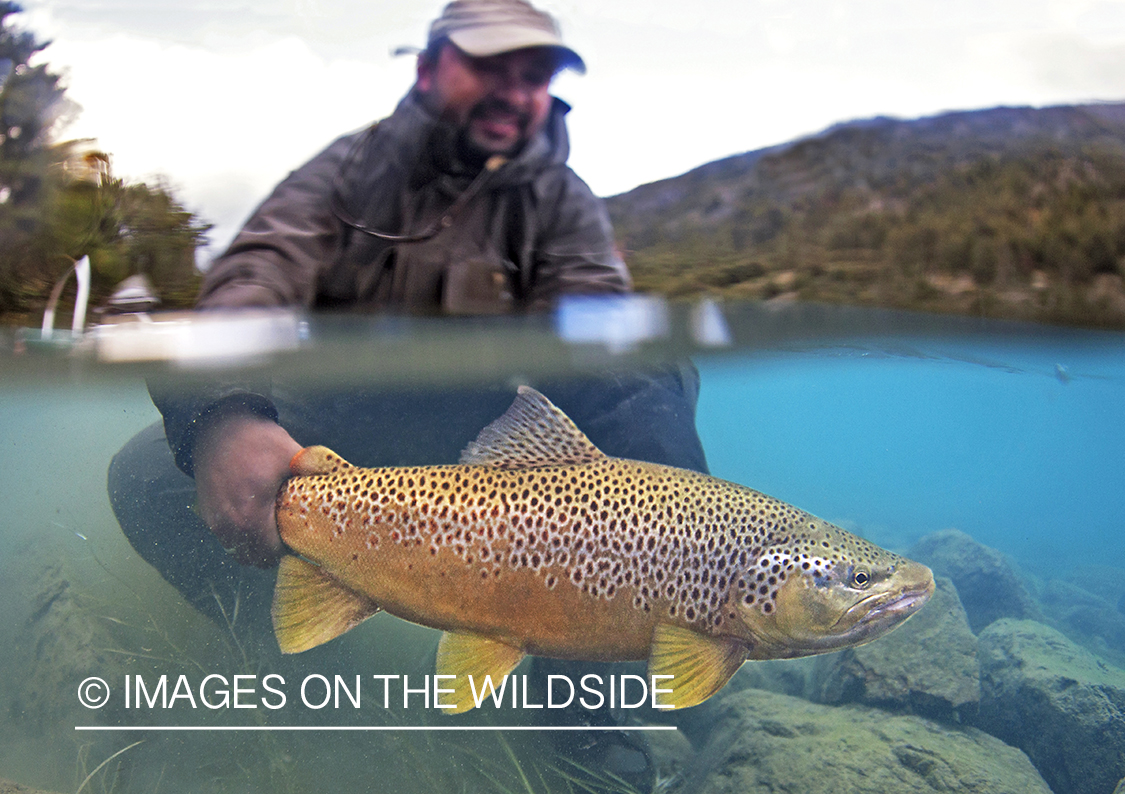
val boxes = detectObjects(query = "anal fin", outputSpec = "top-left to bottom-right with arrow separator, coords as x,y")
436,631 -> 526,714
272,555 -> 381,653
648,623 -> 747,709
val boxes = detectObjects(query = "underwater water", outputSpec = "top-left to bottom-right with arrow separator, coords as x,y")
1,301 -> 1123,794
696,329 -> 1125,579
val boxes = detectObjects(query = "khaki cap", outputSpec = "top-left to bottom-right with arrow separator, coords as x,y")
427,0 -> 585,73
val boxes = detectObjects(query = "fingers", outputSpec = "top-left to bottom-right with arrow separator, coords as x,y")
194,411 -> 303,568
205,490 -> 286,567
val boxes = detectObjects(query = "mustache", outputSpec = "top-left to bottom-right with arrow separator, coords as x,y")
469,98 -> 530,129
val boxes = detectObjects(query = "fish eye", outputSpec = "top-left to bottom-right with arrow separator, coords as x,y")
850,569 -> 871,589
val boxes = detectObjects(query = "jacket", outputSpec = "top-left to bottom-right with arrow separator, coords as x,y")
196,90 -> 630,314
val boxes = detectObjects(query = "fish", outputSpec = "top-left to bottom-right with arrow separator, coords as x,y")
272,386 -> 935,712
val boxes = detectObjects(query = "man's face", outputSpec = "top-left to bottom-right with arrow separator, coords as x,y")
417,43 -> 558,161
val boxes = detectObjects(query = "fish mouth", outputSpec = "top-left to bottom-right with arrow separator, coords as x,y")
776,574 -> 935,654
840,578 -> 936,632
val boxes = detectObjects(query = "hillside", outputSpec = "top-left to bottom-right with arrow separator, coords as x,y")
605,103 -> 1125,328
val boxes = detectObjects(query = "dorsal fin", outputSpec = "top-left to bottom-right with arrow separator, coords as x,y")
459,386 -> 607,469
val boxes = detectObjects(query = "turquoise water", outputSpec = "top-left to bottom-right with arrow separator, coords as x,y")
1,302 -> 1123,793
695,331 -> 1125,578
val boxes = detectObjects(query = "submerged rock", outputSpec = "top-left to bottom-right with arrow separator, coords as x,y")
1040,571 -> 1125,662
6,559 -> 132,732
1042,576 -> 1116,614
977,619 -> 1125,794
669,657 -> 821,744
1062,564 -> 1125,609
1060,604 -> 1125,661
646,726 -> 695,788
812,576 -> 979,722
910,529 -> 1041,633
674,688 -> 1049,794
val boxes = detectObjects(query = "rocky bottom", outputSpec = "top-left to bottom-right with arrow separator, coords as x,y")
3,529 -> 1124,794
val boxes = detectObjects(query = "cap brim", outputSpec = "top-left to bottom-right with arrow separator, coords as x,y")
448,27 -> 586,73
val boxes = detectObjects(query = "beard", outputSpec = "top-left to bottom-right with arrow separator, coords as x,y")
456,97 -> 532,164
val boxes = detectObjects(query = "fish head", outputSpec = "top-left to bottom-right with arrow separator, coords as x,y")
735,521 -> 935,659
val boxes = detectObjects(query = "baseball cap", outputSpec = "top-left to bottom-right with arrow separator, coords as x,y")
418,0 -> 586,74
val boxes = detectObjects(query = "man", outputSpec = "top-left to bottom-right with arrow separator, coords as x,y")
149,0 -> 664,570
110,1 -> 706,789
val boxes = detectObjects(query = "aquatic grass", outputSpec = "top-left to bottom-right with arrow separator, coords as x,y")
490,733 -> 537,793
68,536 -> 304,794
447,732 -> 648,794
207,580 -> 259,676
74,739 -> 143,794
361,701 -> 473,793
550,755 -> 651,794
70,531 -> 212,676
74,530 -> 282,684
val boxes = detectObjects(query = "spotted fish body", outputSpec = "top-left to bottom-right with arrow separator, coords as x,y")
273,387 -> 935,711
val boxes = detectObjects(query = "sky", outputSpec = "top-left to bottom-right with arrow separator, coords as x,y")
19,0 -> 1125,263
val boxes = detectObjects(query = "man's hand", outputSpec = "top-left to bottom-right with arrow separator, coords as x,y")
193,412 -> 303,567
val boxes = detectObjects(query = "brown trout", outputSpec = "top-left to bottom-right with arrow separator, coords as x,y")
273,387 -> 935,711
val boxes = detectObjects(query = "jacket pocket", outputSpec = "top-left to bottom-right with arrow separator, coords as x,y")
442,257 -> 515,315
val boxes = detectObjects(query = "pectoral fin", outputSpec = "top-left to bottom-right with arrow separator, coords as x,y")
435,631 -> 525,714
272,555 -> 381,653
648,623 -> 747,709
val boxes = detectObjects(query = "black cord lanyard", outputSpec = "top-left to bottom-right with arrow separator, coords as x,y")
329,123 -> 508,244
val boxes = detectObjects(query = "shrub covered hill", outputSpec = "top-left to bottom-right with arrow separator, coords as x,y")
605,103 -> 1125,328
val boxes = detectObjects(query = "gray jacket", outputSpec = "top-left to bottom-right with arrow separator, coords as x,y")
197,90 -> 630,313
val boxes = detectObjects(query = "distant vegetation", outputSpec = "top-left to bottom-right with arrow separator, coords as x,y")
0,2 -> 208,325
606,103 -> 1125,328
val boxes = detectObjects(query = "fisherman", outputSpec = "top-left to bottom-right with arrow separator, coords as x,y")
108,1 -> 706,790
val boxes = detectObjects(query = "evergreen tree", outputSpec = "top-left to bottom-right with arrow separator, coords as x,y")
0,3 -> 210,321
0,0 -> 69,312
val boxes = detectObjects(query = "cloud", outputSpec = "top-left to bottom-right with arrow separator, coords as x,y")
27,1 -> 436,58
41,29 -> 416,256
1021,33 -> 1125,98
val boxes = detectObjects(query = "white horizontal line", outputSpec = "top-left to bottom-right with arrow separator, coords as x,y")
75,725 -> 677,732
